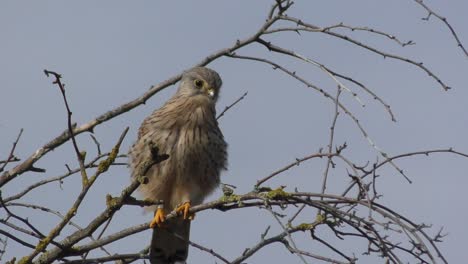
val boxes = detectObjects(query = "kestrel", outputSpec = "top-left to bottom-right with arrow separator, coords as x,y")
129,67 -> 227,263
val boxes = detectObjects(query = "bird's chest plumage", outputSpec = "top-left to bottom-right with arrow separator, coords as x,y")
130,97 -> 227,208
171,107 -> 225,182
148,104 -> 226,206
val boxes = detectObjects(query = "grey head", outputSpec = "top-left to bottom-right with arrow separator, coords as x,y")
177,67 -> 223,101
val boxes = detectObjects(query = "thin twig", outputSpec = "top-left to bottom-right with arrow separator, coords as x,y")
0,128 -> 23,172
4,153 -> 126,203
320,88 -> 341,198
0,2 -> 287,188
31,137 -> 168,264
265,205 -> 309,264
280,15 -> 451,91
189,240 -> 230,264
44,70 -> 89,187
6,202 -> 112,257
20,128 -> 129,263
414,0 -> 468,57
217,91 -> 248,120
229,53 -> 408,183
256,151 -> 340,188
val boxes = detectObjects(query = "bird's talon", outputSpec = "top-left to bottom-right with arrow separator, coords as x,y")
149,207 -> 165,228
175,201 -> 194,220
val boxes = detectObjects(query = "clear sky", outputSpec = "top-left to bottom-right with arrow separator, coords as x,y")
1,1 -> 467,263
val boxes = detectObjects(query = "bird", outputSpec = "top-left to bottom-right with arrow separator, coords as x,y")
128,67 -> 228,264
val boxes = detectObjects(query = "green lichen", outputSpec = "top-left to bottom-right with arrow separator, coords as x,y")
97,146 -> 118,174
36,237 -> 50,250
219,193 -> 241,203
106,194 -> 119,208
316,213 -> 326,223
296,214 -> 326,231
81,173 -> 89,187
18,237 -> 51,264
256,186 -> 272,192
80,151 -> 87,161
18,257 -> 29,264
263,187 -> 290,200
297,223 -> 314,231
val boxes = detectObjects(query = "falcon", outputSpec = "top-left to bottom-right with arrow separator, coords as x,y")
129,67 -> 227,263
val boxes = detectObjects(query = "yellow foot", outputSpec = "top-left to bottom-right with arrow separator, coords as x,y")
149,206 -> 165,228
175,201 -> 195,220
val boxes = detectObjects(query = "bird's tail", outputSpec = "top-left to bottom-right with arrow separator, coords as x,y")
150,218 -> 191,264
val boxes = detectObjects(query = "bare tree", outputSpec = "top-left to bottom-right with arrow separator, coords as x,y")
1,1 -> 466,263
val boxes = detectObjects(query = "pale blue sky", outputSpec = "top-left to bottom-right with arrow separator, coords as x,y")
1,1 -> 467,263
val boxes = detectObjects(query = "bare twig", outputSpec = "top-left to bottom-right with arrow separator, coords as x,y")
323,23 -> 414,47
44,70 -> 89,187
280,15 -> 451,91
5,202 -> 112,256
4,153 -> 126,203
89,134 -> 102,156
189,240 -> 230,264
256,151 -> 340,188
2,2 -> 464,263
0,2 -> 288,189
0,230 -> 36,250
264,205 -> 309,264
62,253 -> 149,264
31,138 -> 168,264
320,88 -> 342,198
0,128 -> 23,172
0,236 -> 7,261
217,91 -> 248,120
229,53 -> 409,183
414,0 -> 468,57
20,128 -> 129,263
341,148 -> 468,197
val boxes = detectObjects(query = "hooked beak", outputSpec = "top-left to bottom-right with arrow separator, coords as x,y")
205,87 -> 215,98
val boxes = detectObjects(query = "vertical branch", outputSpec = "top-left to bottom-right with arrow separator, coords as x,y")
320,87 -> 342,198
43,70 -> 88,187
0,129 -> 23,172
0,236 -> 7,261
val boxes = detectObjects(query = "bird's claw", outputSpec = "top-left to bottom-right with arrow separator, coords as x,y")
149,206 -> 165,228
175,201 -> 195,220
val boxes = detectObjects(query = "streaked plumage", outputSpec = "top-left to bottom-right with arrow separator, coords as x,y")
129,67 -> 227,263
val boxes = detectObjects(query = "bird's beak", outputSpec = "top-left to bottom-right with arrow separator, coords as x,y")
206,87 -> 215,97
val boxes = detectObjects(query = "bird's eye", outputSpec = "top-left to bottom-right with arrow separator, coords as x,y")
194,79 -> 204,88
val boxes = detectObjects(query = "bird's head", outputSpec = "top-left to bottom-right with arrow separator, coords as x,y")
177,67 -> 222,102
